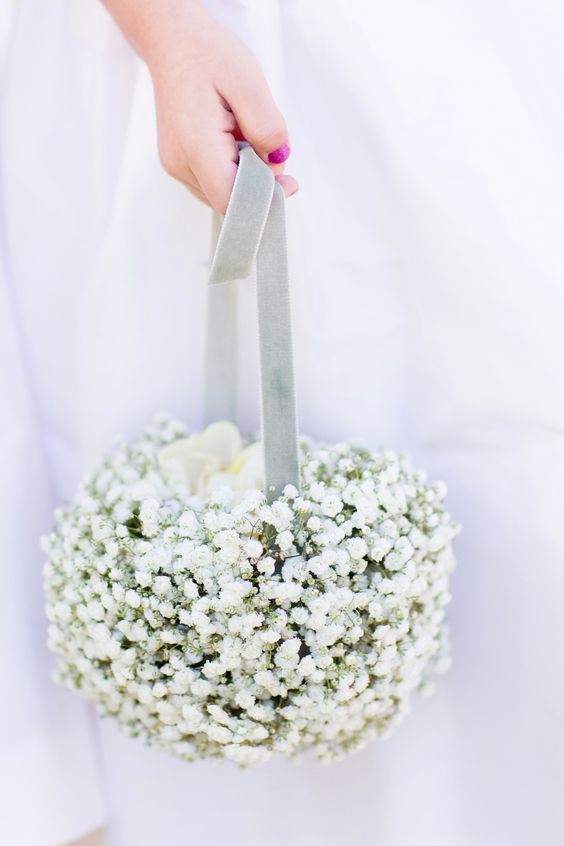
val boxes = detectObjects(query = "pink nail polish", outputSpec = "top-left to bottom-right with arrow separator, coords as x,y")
268,143 -> 290,164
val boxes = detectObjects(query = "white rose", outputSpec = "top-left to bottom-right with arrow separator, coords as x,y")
158,421 -> 263,501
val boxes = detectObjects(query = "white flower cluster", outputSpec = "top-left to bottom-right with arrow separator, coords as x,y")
43,414 -> 458,766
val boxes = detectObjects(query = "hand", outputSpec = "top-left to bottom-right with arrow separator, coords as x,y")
103,0 -> 298,213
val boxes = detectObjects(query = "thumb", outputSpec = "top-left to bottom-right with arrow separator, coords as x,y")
221,63 -> 291,167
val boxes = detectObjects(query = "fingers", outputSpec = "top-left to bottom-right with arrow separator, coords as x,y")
189,128 -> 239,214
183,155 -> 299,211
157,85 -> 298,213
220,61 -> 291,170
157,97 -> 239,214
182,180 -> 208,206
275,173 -> 299,198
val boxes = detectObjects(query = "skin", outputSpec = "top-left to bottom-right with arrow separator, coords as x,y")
102,0 -> 299,213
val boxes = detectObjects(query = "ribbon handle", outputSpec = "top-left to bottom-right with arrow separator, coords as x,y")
205,145 -> 300,502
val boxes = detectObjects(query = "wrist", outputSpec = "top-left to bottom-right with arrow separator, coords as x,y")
103,0 -> 205,67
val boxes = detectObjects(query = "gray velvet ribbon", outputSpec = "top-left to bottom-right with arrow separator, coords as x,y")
205,144 -> 300,501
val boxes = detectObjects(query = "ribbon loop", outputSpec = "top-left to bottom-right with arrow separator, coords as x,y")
209,146 -> 275,285
205,145 -> 300,501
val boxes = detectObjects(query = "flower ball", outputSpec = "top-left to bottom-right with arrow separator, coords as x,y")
43,415 -> 458,766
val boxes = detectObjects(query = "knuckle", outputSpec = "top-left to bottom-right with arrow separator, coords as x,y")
158,141 -> 184,179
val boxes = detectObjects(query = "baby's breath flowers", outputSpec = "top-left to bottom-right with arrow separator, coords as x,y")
43,415 -> 458,766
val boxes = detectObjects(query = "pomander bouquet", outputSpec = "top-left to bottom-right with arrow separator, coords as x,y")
43,146 -> 459,765
43,417 -> 457,765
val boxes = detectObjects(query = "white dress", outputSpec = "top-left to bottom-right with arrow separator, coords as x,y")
2,1 -> 564,844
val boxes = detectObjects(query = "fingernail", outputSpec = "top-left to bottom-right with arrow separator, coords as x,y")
268,143 -> 290,164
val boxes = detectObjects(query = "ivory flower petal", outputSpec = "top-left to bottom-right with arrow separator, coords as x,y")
188,421 -> 243,465
158,422 -> 263,499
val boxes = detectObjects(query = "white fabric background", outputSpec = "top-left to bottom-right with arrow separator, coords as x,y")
1,1 -> 563,844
